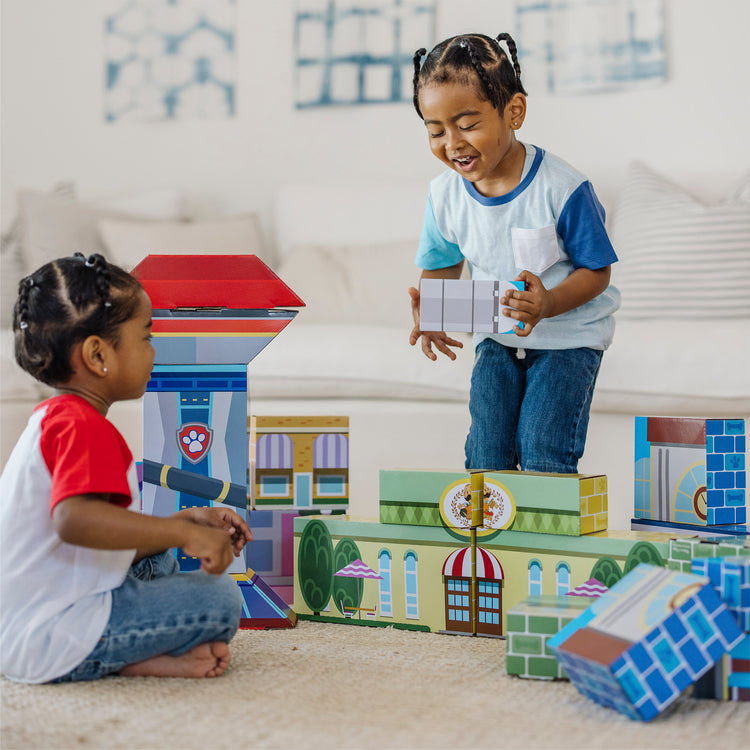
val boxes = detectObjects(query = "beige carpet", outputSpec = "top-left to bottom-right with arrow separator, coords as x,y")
2,620 -> 749,750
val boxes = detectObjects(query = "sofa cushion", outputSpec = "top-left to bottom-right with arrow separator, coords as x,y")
610,162 -> 750,318
277,241 -> 420,328
18,187 -> 187,275
248,322 -> 472,401
98,214 -> 270,271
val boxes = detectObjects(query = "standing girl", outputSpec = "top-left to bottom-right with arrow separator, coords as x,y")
409,33 -> 620,473
0,253 -> 251,683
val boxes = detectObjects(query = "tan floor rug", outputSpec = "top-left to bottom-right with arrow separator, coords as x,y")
2,620 -> 749,749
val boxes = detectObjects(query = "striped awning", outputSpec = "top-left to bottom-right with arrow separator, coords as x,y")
256,433 -> 293,469
566,578 -> 608,598
313,433 -> 348,469
442,547 -> 503,580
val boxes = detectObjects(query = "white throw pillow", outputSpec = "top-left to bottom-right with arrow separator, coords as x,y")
18,187 -> 188,275
98,215 -> 269,271
610,162 -> 750,318
277,241 -> 421,328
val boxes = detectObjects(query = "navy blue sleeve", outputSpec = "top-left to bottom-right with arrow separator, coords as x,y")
557,181 -> 618,270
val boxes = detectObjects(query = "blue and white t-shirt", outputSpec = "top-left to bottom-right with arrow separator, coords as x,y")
416,144 -> 621,350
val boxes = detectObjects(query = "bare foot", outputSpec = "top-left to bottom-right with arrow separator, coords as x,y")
119,642 -> 230,678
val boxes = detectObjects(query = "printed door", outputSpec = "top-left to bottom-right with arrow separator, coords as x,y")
476,579 -> 502,636
444,577 -> 473,634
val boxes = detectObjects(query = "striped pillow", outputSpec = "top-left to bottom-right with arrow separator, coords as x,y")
610,162 -> 750,318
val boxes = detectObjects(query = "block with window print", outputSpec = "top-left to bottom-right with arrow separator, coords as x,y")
250,416 -> 349,511
634,416 -> 746,527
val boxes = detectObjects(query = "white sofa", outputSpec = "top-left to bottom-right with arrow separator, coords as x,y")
2,163 -> 748,530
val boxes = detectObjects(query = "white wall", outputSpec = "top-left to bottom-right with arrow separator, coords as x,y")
2,0 -> 749,251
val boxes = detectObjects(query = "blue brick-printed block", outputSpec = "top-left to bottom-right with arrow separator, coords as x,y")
550,565 -> 744,721
715,435 -> 735,453
645,667 -> 673,704
707,489 -> 725,507
715,472 -> 736,490
726,454 -> 745,471
725,420 -> 746,436
707,454 -> 725,472
678,637 -> 709,674
715,507 -> 736,525
726,490 -> 746,507
629,641 -> 651,671
706,420 -> 726,436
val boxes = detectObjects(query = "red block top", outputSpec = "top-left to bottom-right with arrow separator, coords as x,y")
131,255 -> 305,310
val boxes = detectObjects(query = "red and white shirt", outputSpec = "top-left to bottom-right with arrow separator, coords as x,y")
0,395 -> 137,683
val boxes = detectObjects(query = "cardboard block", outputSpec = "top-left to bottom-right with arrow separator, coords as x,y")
293,514 -> 670,636
379,469 -> 606,536
250,416 -> 349,511
231,570 -> 297,629
635,416 -> 746,527
506,595 -> 592,679
692,556 -> 750,633
549,564 -> 744,721
632,517 -> 750,538
136,254 -> 303,591
419,278 -> 524,334
667,536 -> 750,574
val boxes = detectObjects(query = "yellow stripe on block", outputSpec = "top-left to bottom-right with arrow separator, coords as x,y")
160,463 -> 170,488
214,481 -> 230,504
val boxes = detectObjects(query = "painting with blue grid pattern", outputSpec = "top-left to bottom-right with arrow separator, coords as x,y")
104,0 -> 236,122
294,0 -> 435,108
515,0 -> 666,95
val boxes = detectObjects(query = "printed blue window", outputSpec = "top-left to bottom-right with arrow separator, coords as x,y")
378,550 -> 393,617
260,475 -> 290,497
316,473 -> 346,496
404,552 -> 419,619
529,560 -> 542,596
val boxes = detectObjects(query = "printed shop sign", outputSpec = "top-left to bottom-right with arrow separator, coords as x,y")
439,478 -> 516,537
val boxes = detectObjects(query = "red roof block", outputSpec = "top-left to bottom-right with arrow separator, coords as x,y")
132,255 -> 305,310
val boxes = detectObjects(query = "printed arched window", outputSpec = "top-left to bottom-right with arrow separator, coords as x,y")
556,562 -> 571,595
256,433 -> 293,498
528,559 -> 542,596
378,549 -> 393,617
313,433 -> 349,497
404,551 -> 419,619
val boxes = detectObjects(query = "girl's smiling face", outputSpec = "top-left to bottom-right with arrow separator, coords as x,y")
418,80 -> 526,198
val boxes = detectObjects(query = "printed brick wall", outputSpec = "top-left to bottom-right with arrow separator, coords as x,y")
706,419 -> 746,525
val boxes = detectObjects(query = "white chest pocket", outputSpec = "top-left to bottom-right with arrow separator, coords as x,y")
511,225 -> 561,275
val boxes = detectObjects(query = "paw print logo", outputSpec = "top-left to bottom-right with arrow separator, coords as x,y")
176,423 -> 213,464
182,429 -> 206,455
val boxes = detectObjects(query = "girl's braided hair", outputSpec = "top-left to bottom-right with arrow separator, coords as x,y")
412,33 -> 527,119
13,253 -> 144,386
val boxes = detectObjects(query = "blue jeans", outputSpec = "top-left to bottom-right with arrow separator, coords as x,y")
464,339 -> 603,473
52,551 -> 242,682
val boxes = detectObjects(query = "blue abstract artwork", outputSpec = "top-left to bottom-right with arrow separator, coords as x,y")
104,0 -> 236,122
514,0 -> 666,94
294,0 -> 436,108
